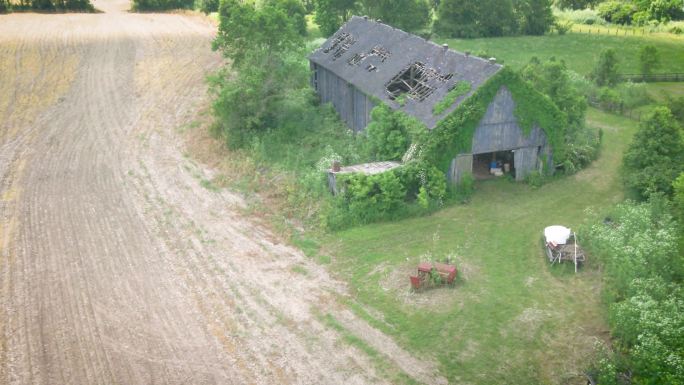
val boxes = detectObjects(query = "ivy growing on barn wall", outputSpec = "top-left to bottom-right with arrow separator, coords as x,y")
420,67 -> 567,174
326,67 -> 569,228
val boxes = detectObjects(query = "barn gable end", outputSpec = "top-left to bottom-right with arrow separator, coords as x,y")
449,86 -> 553,182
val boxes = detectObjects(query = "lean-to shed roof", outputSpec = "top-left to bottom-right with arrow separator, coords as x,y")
309,16 -> 503,129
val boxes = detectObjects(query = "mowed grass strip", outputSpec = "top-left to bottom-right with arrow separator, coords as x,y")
438,31 -> 684,75
322,109 -> 637,384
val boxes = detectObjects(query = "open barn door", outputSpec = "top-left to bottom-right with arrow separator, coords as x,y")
513,146 -> 539,181
448,154 -> 473,184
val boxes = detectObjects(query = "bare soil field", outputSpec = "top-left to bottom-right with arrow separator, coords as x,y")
0,2 -> 445,384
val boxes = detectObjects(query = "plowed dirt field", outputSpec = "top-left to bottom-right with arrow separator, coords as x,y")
0,2 -> 445,384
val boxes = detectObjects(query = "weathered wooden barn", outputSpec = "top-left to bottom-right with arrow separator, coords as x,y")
309,16 -> 556,181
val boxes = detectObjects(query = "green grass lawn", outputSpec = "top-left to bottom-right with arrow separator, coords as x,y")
437,31 -> 684,75
644,82 -> 684,101
316,108 -> 637,384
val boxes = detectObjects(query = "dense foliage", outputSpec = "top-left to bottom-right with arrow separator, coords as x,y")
195,0 -> 218,13
313,0 -> 432,35
622,106 -> 684,200
5,0 -> 93,11
434,0 -> 555,37
638,45 -> 661,74
210,0 -> 310,147
584,199 -> 684,384
597,0 -> 684,25
365,104 -> 426,161
555,0 -> 599,9
313,0 -> 357,36
592,48 -> 620,86
521,58 -> 600,172
328,160 -> 448,228
361,0 -> 432,33
131,0 -> 193,10
667,95 -> 684,125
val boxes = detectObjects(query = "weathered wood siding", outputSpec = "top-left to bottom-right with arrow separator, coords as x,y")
311,64 -> 375,132
448,154 -> 473,185
448,85 -> 553,182
471,86 -> 548,155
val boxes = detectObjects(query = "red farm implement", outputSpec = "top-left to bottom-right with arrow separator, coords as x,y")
409,262 -> 457,291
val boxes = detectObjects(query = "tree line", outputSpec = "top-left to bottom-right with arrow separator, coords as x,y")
0,0 -> 93,12
313,0 -> 556,37
556,0 -> 684,25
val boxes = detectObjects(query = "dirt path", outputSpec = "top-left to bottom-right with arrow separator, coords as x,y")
0,2 -> 445,384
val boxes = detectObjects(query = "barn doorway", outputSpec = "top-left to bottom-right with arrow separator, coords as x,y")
472,150 -> 515,180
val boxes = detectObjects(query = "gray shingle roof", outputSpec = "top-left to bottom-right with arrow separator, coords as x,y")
309,16 -> 503,129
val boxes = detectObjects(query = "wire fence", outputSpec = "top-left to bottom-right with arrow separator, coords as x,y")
587,97 -> 645,121
618,73 -> 684,82
573,26 -> 651,36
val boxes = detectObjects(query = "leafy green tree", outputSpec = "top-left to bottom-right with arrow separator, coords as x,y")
623,107 -> 684,199
643,0 -> 684,23
667,95 -> 684,125
213,1 -> 302,66
674,172 -> 684,224
132,0 -> 193,10
314,0 -> 357,36
480,0 -> 518,36
210,1 -> 309,147
639,45 -> 660,75
435,0 -> 483,37
31,0 -> 54,10
554,0 -> 599,9
521,58 -> 587,127
264,0 -> 308,36
436,0 -> 553,37
515,0 -> 555,35
592,48 -> 620,86
0,0 -> 9,12
361,0 -> 431,32
597,1 -> 638,24
197,0 -> 219,14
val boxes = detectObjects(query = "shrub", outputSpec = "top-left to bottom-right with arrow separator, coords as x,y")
0,0 -> 9,12
639,45 -> 660,75
610,277 -> 684,384
597,86 -> 622,111
584,200 -> 680,299
597,1 -> 637,24
616,82 -> 651,110
365,104 -> 427,161
132,0 -> 193,10
666,95 -> 684,125
622,107 -> 684,200
673,172 -> 684,223
553,19 -> 574,34
525,170 -> 544,187
453,172 -> 474,202
554,7 -> 607,25
326,161 -> 447,229
554,0 -> 600,10
592,48 -> 620,86
196,0 -> 218,13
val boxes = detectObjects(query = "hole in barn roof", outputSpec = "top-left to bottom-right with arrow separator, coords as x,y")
385,62 -> 452,102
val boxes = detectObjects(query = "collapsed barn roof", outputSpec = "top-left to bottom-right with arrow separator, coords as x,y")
309,16 -> 503,129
